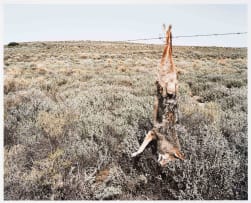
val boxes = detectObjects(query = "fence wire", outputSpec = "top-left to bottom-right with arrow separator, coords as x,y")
124,32 -> 247,42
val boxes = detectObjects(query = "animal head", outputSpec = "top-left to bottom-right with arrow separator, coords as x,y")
157,148 -> 185,167
158,153 -> 175,167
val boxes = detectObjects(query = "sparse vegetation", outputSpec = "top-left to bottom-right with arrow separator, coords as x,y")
4,41 -> 247,200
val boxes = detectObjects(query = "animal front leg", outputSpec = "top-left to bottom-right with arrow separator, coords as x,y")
131,130 -> 156,157
153,96 -> 159,126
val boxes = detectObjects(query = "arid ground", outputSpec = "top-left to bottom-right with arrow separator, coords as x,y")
4,41 -> 247,200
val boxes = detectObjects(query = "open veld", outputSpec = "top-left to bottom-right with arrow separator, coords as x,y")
4,41 -> 247,200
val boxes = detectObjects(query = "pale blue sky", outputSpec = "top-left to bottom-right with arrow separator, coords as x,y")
4,4 -> 248,47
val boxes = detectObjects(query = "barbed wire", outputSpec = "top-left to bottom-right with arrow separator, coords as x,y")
124,31 -> 247,42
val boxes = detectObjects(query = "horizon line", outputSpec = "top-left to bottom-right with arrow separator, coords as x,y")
4,39 -> 248,48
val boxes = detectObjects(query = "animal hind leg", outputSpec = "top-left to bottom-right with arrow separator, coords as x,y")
131,130 -> 156,157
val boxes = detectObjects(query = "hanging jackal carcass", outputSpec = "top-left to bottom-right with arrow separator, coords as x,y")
132,25 -> 185,167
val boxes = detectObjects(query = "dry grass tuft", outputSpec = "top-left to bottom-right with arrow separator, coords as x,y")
37,111 -> 66,141
4,77 -> 29,94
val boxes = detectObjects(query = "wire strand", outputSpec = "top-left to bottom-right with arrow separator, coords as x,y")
125,32 -> 247,42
